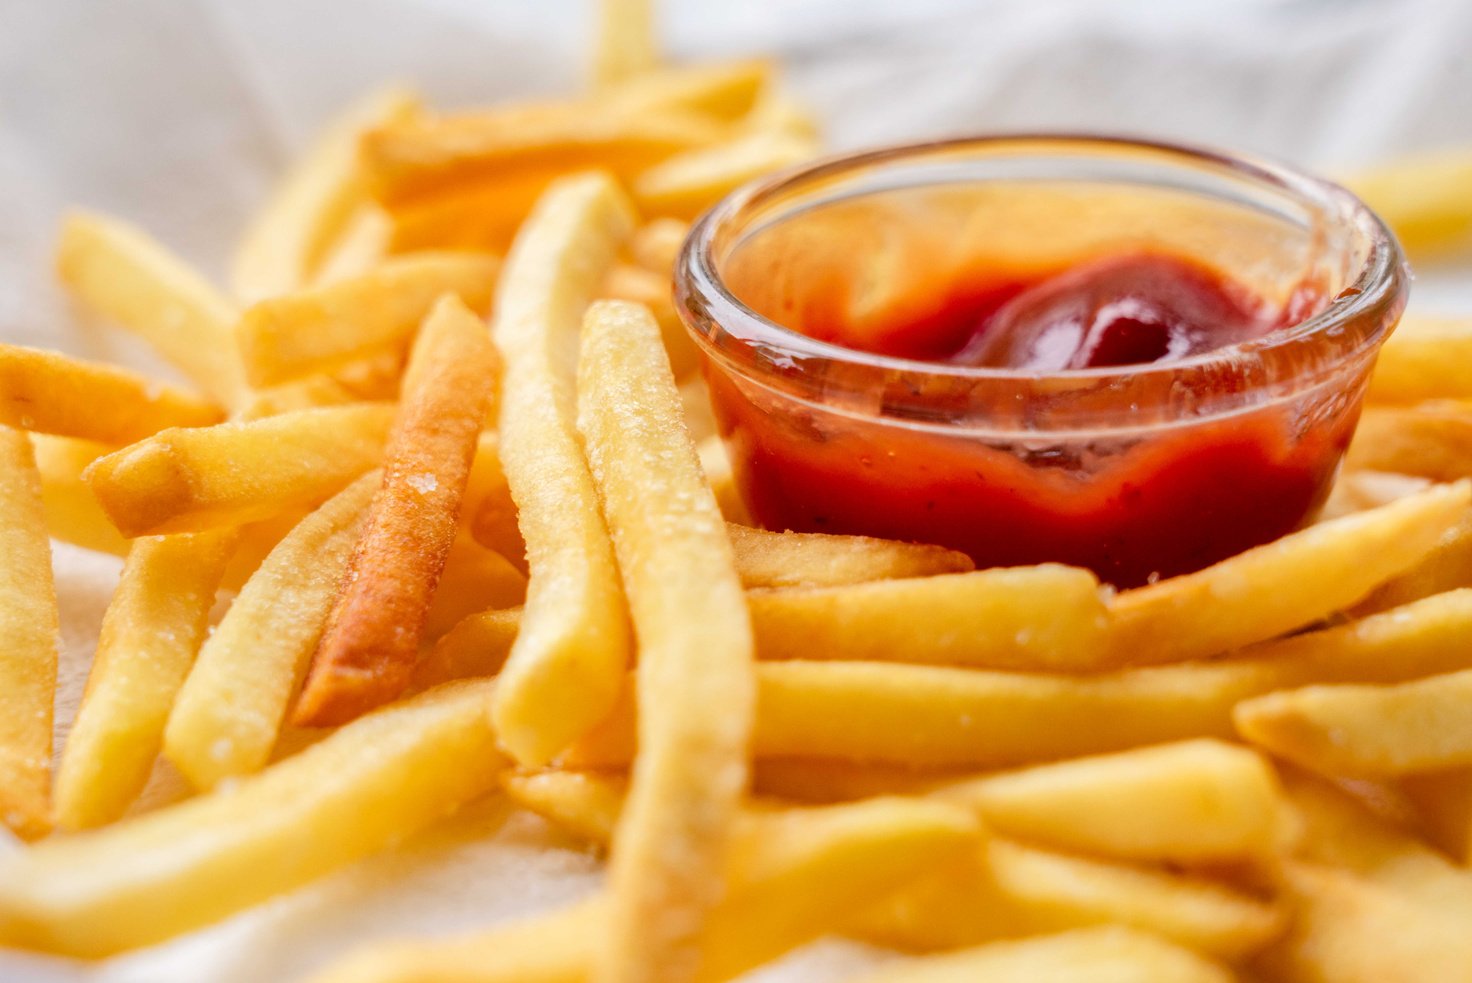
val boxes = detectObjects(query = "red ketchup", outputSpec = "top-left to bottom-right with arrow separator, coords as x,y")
707,251 -> 1350,587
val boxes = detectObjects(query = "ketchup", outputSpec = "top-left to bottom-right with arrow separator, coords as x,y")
707,250 -> 1354,587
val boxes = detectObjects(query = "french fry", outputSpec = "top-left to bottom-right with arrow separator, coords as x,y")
164,473 -> 377,790
577,301 -> 756,983
313,204 -> 395,285
0,342 -> 222,444
1366,316 -> 1472,404
725,523 -> 973,588
1238,668 -> 1472,777
0,679 -> 504,957
607,61 -> 770,123
422,535 -> 526,640
31,433 -> 129,556
237,253 -> 499,386
1353,508 -> 1472,614
682,383 -> 719,444
1402,768 -> 1472,864
307,797 -> 978,983
295,296 -> 498,725
851,927 -> 1234,983
463,431 -> 526,567
1319,469 -> 1432,521
930,739 -> 1288,865
235,373 -> 359,420
632,131 -> 818,220
84,402 -> 393,537
593,0 -> 658,89
488,173 -> 636,766
232,85 -> 420,300
54,530 -> 237,829
1106,482 -> 1471,664
385,169 -> 565,256
56,212 -> 250,408
752,758 -> 953,803
628,218 -> 688,273
740,91 -> 821,142
219,510 -> 307,591
0,427 -> 60,840
1347,147 -> 1472,258
750,566 -> 1110,670
599,263 -> 700,378
697,437 -> 750,524
504,769 -> 630,845
1347,404 -> 1472,480
412,606 -> 521,690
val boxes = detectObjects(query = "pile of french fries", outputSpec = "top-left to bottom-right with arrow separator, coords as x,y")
3,2 -> 1472,981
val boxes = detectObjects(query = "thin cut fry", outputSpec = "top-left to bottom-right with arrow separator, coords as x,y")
0,427 -> 59,840
56,212 -> 250,408
313,204 -> 395,285
422,535 -> 525,640
725,523 -> 973,588
0,680 -> 504,958
632,131 -> 818,220
577,300 -> 756,983
54,530 -> 236,829
1367,316 -> 1472,404
84,402 -> 393,537
1347,404 -> 1472,480
0,343 -> 221,444
164,474 -> 377,790
1105,481 -> 1471,664
593,0 -> 658,89
232,86 -> 419,301
488,173 -> 636,766
237,252 -> 499,386
1354,509 -> 1472,614
296,297 -> 498,725
598,263 -> 700,378
1348,148 -> 1472,258
31,434 -> 129,556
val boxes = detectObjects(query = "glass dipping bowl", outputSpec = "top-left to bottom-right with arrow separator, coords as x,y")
675,135 -> 1408,587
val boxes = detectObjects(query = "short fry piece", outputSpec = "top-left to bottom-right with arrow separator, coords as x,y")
0,679 -> 503,958
0,343 -> 221,444
593,0 -> 658,89
577,300 -> 755,983
164,474 -> 377,789
54,530 -> 236,829
1238,668 -> 1472,777
489,174 -> 636,766
852,927 -> 1233,983
749,566 -> 1110,671
0,427 -> 59,839
31,434 -> 129,556
633,131 -> 817,220
56,212 -> 249,408
232,86 -> 419,301
296,296 -> 498,725
1347,404 -> 1472,481
1367,316 -> 1472,404
237,253 -> 499,386
727,523 -> 973,588
84,402 -> 393,536
1106,482 -> 1472,663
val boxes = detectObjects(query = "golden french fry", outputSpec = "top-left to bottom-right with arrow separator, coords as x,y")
592,0 -> 657,89
236,374 -> 359,420
749,566 -> 1110,670
1238,668 -> 1472,777
219,510 -> 307,592
1347,148 -> 1472,258
853,927 -> 1234,983
931,739 -> 1287,865
0,343 -> 221,444
0,427 -> 59,840
1106,482 -> 1471,664
682,382 -> 718,444
633,131 -> 818,220
1320,469 -> 1433,521
752,758 -> 952,803
598,263 -> 700,378
1354,509 -> 1472,614
422,535 -> 526,641
488,173 -> 636,766
163,473 -> 377,790
628,218 -> 688,273
463,431 -> 526,567
232,86 -> 420,300
504,769 -> 630,846
308,797 -> 978,983
56,212 -> 249,408
313,204 -> 395,285
607,61 -> 770,122
740,91 -> 820,142
54,530 -> 236,829
385,169 -> 564,255
295,296 -> 498,725
412,606 -> 521,690
577,300 -> 756,983
697,437 -> 750,524
237,253 -> 499,386
0,679 -> 503,957
84,402 -> 393,537
1347,404 -> 1472,480
726,523 -> 973,588
1402,768 -> 1472,864
30,434 -> 129,556
1367,316 -> 1472,404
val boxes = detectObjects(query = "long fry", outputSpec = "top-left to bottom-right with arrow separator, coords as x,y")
164,473 -> 378,790
0,343 -> 221,444
578,300 -> 755,983
232,86 -> 419,301
84,403 -> 393,536
54,530 -> 236,829
488,173 -> 636,766
295,296 -> 498,725
0,427 -> 60,840
56,212 -> 250,408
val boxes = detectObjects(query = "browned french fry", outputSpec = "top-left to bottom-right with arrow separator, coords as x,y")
0,343 -> 222,444
1402,768 -> 1472,864
1347,404 -> 1472,480
31,434 -> 129,556
0,427 -> 59,840
54,530 -> 237,829
84,403 -> 393,537
295,295 -> 497,726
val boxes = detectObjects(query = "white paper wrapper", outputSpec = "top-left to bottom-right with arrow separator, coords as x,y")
2,0 -> 1470,979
